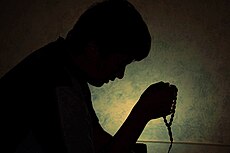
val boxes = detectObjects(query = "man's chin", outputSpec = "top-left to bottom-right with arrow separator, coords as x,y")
88,80 -> 105,87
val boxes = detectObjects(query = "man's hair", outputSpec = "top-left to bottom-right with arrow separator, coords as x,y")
66,0 -> 151,61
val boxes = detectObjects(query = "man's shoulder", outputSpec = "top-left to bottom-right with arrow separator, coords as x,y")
0,37 -> 71,88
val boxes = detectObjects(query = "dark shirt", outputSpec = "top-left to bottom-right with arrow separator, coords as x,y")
1,37 -> 98,153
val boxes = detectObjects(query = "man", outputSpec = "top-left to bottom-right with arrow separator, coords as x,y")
1,0 -> 177,153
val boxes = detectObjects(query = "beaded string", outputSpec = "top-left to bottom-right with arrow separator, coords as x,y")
163,88 -> 177,153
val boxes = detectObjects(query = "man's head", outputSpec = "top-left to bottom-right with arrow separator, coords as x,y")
65,0 -> 151,87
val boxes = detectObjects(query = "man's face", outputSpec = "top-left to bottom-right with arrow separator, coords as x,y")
87,52 -> 134,87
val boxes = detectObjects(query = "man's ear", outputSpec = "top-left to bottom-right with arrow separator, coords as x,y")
85,41 -> 99,56
84,41 -> 101,62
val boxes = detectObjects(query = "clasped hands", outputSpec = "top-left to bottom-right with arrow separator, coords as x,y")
134,81 -> 178,121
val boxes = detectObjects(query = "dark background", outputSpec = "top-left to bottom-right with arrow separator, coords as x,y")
0,0 -> 229,152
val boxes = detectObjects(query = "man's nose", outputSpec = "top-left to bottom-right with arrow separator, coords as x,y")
116,67 -> 125,79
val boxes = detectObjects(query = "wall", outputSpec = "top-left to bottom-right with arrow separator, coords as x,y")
0,0 -> 229,152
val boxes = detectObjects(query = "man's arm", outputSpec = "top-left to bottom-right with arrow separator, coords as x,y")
93,121 -> 147,153
93,82 -> 177,153
92,123 -> 113,153
103,106 -> 148,153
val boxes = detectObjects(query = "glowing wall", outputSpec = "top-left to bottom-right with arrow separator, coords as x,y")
90,1 -> 230,152
0,0 -> 229,152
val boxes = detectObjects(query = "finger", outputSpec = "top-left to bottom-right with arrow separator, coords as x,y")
160,106 -> 172,117
160,98 -> 173,112
155,82 -> 170,91
169,84 -> 178,100
146,82 -> 165,94
169,84 -> 178,94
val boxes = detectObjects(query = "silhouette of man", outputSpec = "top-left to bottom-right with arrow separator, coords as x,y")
1,0 -> 177,153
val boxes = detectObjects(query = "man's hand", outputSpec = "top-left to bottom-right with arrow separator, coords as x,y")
135,82 -> 178,121
99,82 -> 178,153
